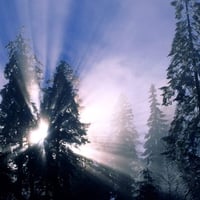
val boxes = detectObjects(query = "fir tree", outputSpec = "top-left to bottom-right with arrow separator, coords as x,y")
42,61 -> 88,147
161,0 -> 200,198
111,94 -> 138,161
42,61 -> 88,199
0,33 -> 41,199
108,95 -> 138,197
143,85 -> 168,172
0,33 -> 41,147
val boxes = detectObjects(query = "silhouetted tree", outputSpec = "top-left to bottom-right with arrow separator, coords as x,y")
0,32 -> 41,148
0,33 -> 41,200
161,0 -> 200,199
42,61 -> 88,199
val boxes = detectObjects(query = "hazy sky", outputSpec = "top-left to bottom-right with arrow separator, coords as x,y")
0,0 -> 175,135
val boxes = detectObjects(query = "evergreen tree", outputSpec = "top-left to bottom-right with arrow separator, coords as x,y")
108,95 -> 138,197
161,0 -> 200,198
143,85 -> 168,172
0,33 -> 41,148
42,61 -> 88,148
134,168 -> 184,200
111,94 -> 138,161
0,33 -> 41,199
42,61 -> 88,199
134,168 -> 159,200
0,34 -> 41,199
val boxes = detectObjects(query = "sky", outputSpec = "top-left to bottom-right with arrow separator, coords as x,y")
0,0 -> 175,139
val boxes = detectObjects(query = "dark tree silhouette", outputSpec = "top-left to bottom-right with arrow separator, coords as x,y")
0,33 -> 41,200
134,168 -> 159,200
41,61 -> 88,199
161,0 -> 200,199
0,33 -> 41,148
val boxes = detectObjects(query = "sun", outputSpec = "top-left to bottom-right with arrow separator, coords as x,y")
29,119 -> 49,144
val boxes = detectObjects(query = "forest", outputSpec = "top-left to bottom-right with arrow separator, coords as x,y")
1,0 -> 200,199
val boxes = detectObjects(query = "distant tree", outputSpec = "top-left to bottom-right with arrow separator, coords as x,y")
42,61 -> 88,199
143,84 -> 168,172
0,33 -> 41,199
134,167 -> 185,200
111,94 -> 138,162
161,0 -> 200,199
107,95 -> 139,197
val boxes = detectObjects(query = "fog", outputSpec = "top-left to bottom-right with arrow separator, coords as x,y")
0,0 -> 175,165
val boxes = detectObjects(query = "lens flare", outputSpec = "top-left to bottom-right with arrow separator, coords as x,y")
29,119 -> 49,144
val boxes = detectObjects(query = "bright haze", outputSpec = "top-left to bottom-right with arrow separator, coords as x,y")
0,0 -> 175,151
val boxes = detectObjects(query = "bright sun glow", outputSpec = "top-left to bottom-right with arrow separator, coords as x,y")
29,119 -> 49,144
72,145 -> 95,159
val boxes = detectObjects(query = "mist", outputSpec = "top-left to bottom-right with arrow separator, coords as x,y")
0,1 -> 187,200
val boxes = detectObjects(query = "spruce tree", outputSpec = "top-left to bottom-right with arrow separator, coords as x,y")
161,0 -> 200,198
42,61 -> 88,199
42,61 -> 88,147
111,94 -> 138,162
0,33 -> 41,199
143,85 -> 168,172
108,95 -> 138,197
0,33 -> 41,148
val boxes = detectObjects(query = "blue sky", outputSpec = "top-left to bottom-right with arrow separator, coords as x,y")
0,0 -> 175,135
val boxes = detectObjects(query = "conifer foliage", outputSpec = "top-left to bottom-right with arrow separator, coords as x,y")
111,94 -> 138,160
42,61 -> 88,147
0,33 -> 41,200
161,0 -> 200,198
0,33 -> 41,147
144,85 -> 168,171
41,61 -> 88,199
0,34 -> 88,200
134,168 -> 159,200
109,95 -> 138,198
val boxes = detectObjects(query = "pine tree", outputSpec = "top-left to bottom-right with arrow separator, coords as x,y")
42,61 -> 88,199
0,33 -> 41,200
161,0 -> 200,198
143,85 -> 168,172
